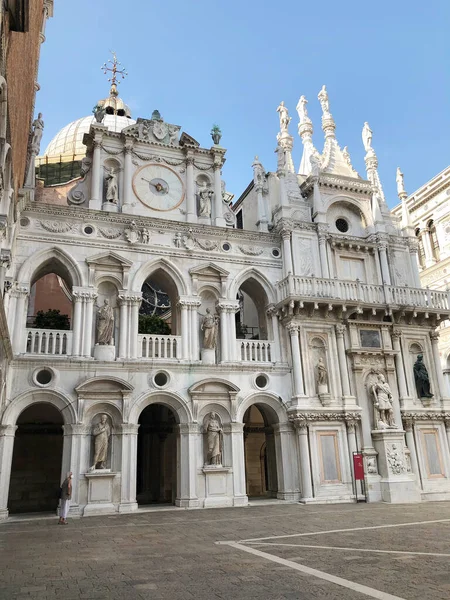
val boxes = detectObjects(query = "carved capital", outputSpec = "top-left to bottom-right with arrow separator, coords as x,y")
280,228 -> 292,241
402,417 -> 414,432
10,285 -> 29,298
286,322 -> 300,336
429,331 -> 440,343
391,328 -> 402,341
335,323 -> 346,337
289,415 -> 308,430
72,288 -> 97,302
120,424 -> 140,435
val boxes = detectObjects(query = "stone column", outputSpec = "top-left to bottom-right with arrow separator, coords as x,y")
217,304 -> 229,363
129,294 -> 142,359
71,289 -> 84,357
213,156 -> 226,227
281,228 -> 293,277
292,418 -> 313,500
61,424 -> 84,516
118,295 -> 129,359
345,417 -> 359,485
119,424 -> 140,513
422,229 -> 435,268
122,139 -> 134,212
190,300 -> 201,361
317,228 -> 329,278
430,331 -> 447,400
273,422 -> 300,500
228,422 -> 248,506
267,305 -> 280,362
178,300 -> 190,360
11,286 -> 29,354
0,425 -> 17,520
408,239 -> 422,288
83,291 -> 97,357
287,323 -> 305,397
335,324 -> 351,398
391,329 -> 409,403
185,152 -> 197,223
176,423 -> 200,507
90,137 -> 103,209
377,241 -> 391,285
402,417 -> 421,482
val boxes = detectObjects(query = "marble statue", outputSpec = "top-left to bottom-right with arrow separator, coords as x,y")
396,167 -> 406,196
413,354 -> 433,398
309,154 -> 320,177
201,308 -> 218,349
168,125 -> 178,145
371,373 -> 397,428
105,169 -> 119,203
252,156 -> 265,184
366,457 -> 377,474
91,414 -> 111,470
317,357 -> 328,386
276,101 -> 291,133
31,113 -> 44,153
205,412 -> 223,465
296,95 -> 309,123
198,183 -> 213,218
362,122 -> 373,152
318,86 -> 330,115
97,299 -> 114,345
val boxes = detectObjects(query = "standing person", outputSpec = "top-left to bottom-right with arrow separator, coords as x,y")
59,472 -> 72,525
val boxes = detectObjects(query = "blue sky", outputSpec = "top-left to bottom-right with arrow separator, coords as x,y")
38,1 -> 450,207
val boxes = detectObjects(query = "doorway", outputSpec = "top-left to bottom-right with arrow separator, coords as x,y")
243,404 -> 278,498
8,403 -> 63,514
136,404 -> 177,505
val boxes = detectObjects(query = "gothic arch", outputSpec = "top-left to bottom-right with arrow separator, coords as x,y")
236,391 -> 288,424
326,195 -> 372,231
132,257 -> 188,296
1,389 -> 77,426
127,390 -> 193,425
16,246 -> 84,288
228,267 -> 276,305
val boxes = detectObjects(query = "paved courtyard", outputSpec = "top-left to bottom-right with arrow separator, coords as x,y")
0,501 -> 449,600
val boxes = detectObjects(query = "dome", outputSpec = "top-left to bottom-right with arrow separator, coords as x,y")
43,113 -> 136,159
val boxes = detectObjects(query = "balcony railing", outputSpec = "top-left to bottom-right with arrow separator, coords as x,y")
237,339 -> 273,362
277,275 -> 450,311
138,334 -> 181,359
26,329 -> 72,355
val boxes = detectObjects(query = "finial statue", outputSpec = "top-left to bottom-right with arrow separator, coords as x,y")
90,414 -> 111,471
413,354 -> 433,398
309,153 -> 320,177
31,113 -> 44,153
93,103 -> 106,123
396,167 -> 406,196
371,373 -> 397,429
275,143 -> 286,172
318,85 -> 330,115
211,124 -> 222,145
277,101 -> 291,133
362,122 -> 373,152
296,95 -> 309,124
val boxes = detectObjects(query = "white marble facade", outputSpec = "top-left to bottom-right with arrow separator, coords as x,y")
1,85 -> 450,520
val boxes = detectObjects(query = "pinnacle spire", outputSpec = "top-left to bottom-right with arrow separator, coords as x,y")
296,95 -> 320,176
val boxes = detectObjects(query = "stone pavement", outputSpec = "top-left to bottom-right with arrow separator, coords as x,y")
1,501 -> 450,599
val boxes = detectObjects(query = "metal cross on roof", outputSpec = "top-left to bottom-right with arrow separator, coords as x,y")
101,51 -> 127,90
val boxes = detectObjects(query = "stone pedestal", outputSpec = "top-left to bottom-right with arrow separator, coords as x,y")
201,348 -> 216,365
372,429 -> 420,503
94,344 -> 116,361
83,471 -> 117,516
318,386 -> 331,406
102,202 -> 118,213
202,466 -> 232,508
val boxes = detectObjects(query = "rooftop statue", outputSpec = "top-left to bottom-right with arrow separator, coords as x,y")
296,95 -> 309,124
31,113 -> 44,153
277,101 -> 291,133
362,122 -> 373,153
396,167 -> 406,196
318,85 -> 330,115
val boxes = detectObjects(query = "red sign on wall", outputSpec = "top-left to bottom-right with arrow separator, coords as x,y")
353,453 -> 365,480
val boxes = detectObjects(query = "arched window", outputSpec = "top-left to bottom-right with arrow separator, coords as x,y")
427,220 -> 440,261
415,228 -> 425,268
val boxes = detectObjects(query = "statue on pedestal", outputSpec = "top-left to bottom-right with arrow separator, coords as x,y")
201,308 -> 218,349
205,412 -> 223,466
371,373 -> 397,429
396,167 -> 406,196
97,299 -> 114,345
105,169 -> 119,204
198,182 -> 213,217
90,414 -> 111,470
31,113 -> 44,153
413,354 -> 433,398
362,122 -> 373,153
317,357 -> 328,387
276,101 -> 291,133
318,86 -> 330,115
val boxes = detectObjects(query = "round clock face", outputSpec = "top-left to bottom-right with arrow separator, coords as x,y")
132,164 -> 185,211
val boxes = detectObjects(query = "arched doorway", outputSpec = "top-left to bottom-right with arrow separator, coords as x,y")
137,404 -> 177,505
243,404 -> 278,498
8,403 -> 63,514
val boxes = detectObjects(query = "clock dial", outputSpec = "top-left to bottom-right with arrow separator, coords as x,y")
132,164 -> 185,211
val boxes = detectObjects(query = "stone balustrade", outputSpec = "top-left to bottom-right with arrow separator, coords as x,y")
277,274 -> 450,311
26,329 -> 72,355
138,334 -> 181,359
237,339 -> 273,363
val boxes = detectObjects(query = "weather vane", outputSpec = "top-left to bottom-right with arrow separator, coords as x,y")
101,51 -> 127,90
